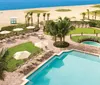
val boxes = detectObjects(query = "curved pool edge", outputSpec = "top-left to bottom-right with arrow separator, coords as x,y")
82,41 -> 100,47
21,49 -> 100,85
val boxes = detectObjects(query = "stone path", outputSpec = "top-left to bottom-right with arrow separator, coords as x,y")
1,32 -> 100,85
66,34 -> 100,55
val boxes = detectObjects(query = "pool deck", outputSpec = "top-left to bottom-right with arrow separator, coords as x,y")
66,34 -> 100,55
21,48 -> 100,85
1,29 -> 100,85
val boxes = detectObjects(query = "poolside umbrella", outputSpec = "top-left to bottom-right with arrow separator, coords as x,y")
35,42 -> 44,48
0,31 -> 11,34
26,26 -> 35,29
13,51 -> 31,60
13,28 -> 23,32
84,20 -> 90,22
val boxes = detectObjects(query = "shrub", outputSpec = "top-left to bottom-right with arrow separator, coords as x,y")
54,41 -> 69,48
78,38 -> 100,43
89,20 -> 100,28
88,20 -> 97,27
71,36 -> 100,43
0,23 -> 40,40
1,26 -> 15,31
15,23 -> 26,28
0,48 -> 8,80
0,48 -> 8,58
96,21 -> 100,28
1,24 -> 27,32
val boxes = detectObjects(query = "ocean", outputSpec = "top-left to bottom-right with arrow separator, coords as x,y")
0,0 -> 100,10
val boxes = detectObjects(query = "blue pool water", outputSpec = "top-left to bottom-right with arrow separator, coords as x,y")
82,41 -> 100,47
26,50 -> 100,85
0,0 -> 100,10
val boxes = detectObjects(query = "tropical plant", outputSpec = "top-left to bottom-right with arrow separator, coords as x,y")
82,12 -> 86,21
29,12 -> 33,26
47,13 -> 50,21
43,13 -> 46,21
45,17 -> 75,47
25,13 -> 28,25
0,48 -> 7,80
25,12 -> 30,26
27,16 -> 31,26
43,13 -> 46,30
37,13 -> 40,27
57,17 -> 75,42
45,20 -> 58,42
94,11 -> 97,20
87,9 -> 90,20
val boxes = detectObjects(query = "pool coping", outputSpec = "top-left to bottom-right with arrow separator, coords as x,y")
21,49 -> 100,85
81,41 -> 100,48
71,34 -> 100,48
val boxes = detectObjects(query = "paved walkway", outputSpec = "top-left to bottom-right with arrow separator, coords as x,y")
1,32 -> 100,85
65,34 -> 100,55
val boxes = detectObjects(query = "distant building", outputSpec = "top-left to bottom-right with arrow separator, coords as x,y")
10,17 -> 17,24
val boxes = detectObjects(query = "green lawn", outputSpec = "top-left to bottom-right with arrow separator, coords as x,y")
92,4 -> 100,8
5,42 -> 41,72
69,28 -> 100,34
55,9 -> 71,12
25,10 -> 49,13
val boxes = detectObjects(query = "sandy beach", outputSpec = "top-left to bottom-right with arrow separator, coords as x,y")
0,4 -> 100,85
0,4 -> 99,28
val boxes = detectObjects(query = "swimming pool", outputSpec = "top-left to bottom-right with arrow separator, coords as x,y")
82,41 -> 100,47
26,50 -> 100,85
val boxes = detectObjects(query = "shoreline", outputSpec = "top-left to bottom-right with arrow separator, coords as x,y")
0,4 -> 99,28
0,4 -> 99,11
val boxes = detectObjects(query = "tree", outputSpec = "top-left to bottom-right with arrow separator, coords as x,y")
94,11 -> 97,20
37,13 -> 40,27
25,14 -> 28,25
29,12 -> 33,26
25,12 -> 30,26
45,20 -> 58,42
47,13 -> 50,21
87,9 -> 90,20
45,17 -> 75,47
43,13 -> 46,31
43,13 -> 46,21
57,17 -> 75,42
27,16 -> 31,26
82,12 -> 86,21
0,49 -> 7,80
0,61 -> 6,80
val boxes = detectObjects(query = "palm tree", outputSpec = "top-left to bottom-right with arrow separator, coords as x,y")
25,14 -> 28,25
57,17 -> 75,42
43,13 -> 46,21
0,61 -> 6,80
94,11 -> 97,20
0,49 -> 7,80
82,12 -> 86,21
45,17 -> 75,44
37,13 -> 40,27
27,16 -> 31,26
25,12 -> 30,26
45,20 -> 58,42
47,13 -> 50,21
29,12 -> 33,26
43,13 -> 46,30
87,9 -> 90,20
